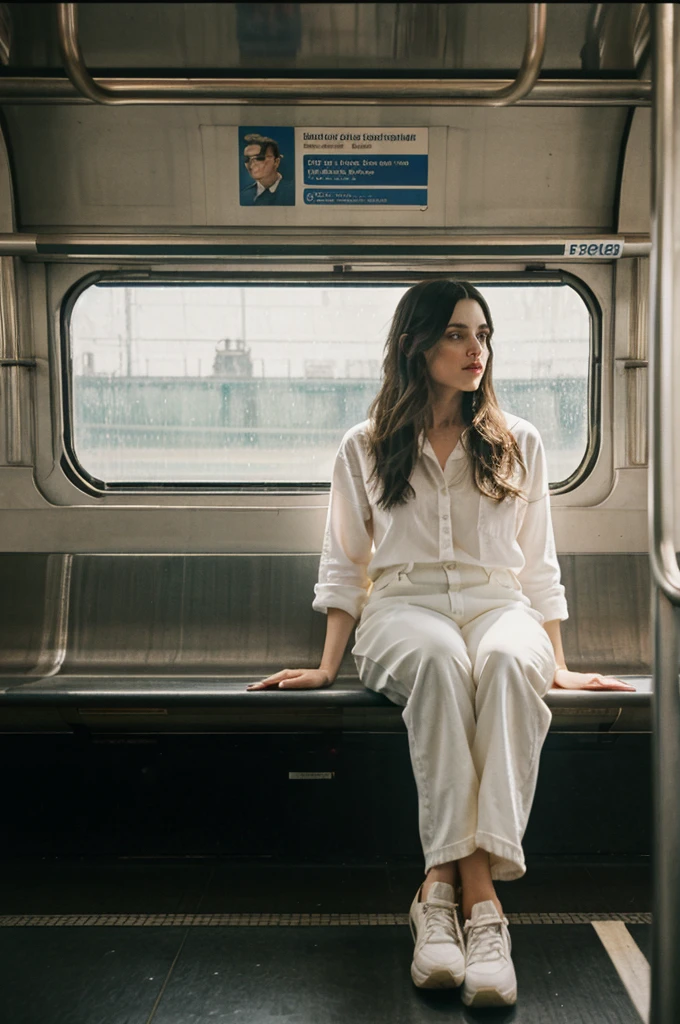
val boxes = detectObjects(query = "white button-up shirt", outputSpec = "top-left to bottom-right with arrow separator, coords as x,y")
313,413 -> 568,624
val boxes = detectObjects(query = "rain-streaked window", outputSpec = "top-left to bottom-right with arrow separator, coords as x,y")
68,282 -> 592,487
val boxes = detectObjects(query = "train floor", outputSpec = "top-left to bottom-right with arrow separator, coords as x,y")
0,855 -> 650,1024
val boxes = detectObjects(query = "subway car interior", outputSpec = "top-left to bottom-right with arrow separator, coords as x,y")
1,2 -> 679,1021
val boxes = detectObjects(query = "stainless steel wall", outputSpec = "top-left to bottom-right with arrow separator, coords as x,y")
0,552 -> 651,677
2,103 -> 627,231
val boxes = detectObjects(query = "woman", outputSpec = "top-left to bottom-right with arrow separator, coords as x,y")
247,280 -> 634,1008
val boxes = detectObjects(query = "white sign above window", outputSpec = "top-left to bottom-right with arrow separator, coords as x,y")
563,240 -> 623,259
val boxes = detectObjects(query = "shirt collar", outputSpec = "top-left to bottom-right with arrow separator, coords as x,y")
418,429 -> 467,468
255,173 -> 283,197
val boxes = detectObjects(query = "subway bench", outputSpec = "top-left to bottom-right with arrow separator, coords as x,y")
0,551 -> 654,734
0,673 -> 653,734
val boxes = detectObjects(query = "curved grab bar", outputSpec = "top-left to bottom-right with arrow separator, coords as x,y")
57,2 -> 546,107
649,3 -> 680,605
492,3 -> 546,105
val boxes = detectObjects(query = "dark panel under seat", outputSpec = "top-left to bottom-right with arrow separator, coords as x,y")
0,859 -> 651,919
0,858 -> 213,917
0,732 -> 651,861
524,733 -> 652,857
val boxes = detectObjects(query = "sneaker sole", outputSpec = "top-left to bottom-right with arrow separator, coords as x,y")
411,963 -> 465,989
461,985 -> 517,1007
409,915 -> 465,989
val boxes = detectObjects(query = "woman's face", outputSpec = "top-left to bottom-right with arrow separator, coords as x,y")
423,298 -> 490,394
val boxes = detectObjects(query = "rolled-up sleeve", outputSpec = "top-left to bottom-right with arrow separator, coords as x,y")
312,441 -> 374,620
516,435 -> 569,623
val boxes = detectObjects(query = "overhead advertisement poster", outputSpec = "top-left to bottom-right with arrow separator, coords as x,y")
296,127 -> 428,209
239,126 -> 296,207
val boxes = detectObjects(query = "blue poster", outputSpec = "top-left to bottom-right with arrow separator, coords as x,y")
296,128 -> 428,208
238,126 -> 296,207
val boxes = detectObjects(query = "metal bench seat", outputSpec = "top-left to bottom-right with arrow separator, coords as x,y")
0,552 -> 654,732
0,673 -> 652,733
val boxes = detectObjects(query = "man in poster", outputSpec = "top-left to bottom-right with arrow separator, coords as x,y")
240,133 -> 295,206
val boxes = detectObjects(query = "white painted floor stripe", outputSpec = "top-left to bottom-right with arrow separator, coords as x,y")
592,921 -> 650,1024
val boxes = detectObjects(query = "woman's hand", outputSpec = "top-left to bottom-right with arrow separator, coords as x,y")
552,669 -> 636,691
246,668 -> 331,691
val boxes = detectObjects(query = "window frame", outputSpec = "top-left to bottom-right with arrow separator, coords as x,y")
60,268 -> 601,497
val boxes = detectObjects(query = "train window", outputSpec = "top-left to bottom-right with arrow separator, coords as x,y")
66,280 -> 593,489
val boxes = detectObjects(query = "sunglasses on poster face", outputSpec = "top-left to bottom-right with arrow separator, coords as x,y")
243,153 -> 274,166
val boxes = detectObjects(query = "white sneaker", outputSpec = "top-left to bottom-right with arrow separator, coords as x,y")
461,899 -> 517,1007
408,881 -> 466,989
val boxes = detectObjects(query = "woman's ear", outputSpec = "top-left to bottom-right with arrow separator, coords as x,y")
398,332 -> 410,352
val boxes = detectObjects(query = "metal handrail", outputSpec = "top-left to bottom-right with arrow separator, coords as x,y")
649,3 -> 680,607
0,230 -> 651,258
55,1 -> 547,106
0,76 -> 651,106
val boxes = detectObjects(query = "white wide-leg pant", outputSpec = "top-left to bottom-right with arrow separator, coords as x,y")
351,562 -> 556,881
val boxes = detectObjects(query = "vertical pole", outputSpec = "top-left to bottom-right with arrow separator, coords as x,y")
650,7 -> 680,1023
651,590 -> 680,1024
0,256 -> 23,464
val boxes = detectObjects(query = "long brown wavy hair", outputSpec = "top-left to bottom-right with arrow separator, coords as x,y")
365,279 -> 526,511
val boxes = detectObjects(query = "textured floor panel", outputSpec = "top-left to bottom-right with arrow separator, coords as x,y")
627,923 -> 652,962
150,923 -> 644,1024
0,919 -> 648,1023
0,925 -> 184,1024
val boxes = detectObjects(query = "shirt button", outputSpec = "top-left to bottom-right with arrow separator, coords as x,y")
442,514 -> 449,520
446,561 -> 457,570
